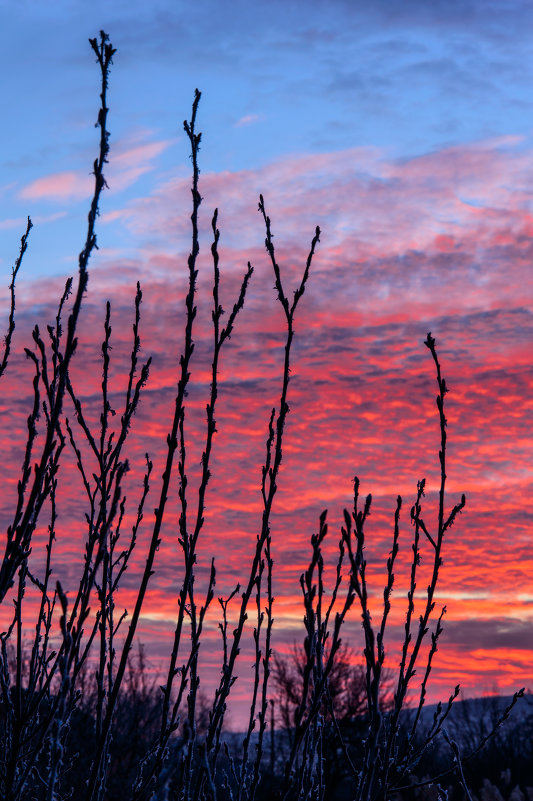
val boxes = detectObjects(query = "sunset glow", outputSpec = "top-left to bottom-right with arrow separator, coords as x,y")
0,2 -> 532,729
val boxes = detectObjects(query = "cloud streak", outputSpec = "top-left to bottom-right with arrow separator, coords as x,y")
17,137 -> 173,203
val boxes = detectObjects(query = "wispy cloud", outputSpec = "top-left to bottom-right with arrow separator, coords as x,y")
19,171 -> 91,202
234,113 -> 262,128
18,137 -> 174,203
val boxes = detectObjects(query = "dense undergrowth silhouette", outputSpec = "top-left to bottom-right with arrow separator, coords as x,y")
0,31 -> 528,801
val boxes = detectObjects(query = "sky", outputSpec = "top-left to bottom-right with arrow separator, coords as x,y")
0,0 -> 532,727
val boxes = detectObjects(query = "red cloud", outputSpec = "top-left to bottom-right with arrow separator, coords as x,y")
1,135 -> 532,725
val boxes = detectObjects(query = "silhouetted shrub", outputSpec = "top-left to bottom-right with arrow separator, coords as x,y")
0,31 -> 525,801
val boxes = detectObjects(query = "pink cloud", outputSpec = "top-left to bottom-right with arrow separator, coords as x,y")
18,137 -> 174,203
1,134 -> 532,725
0,216 -> 26,230
19,170 -> 92,201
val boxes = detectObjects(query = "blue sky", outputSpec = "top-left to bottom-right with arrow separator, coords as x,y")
2,0 -> 533,280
